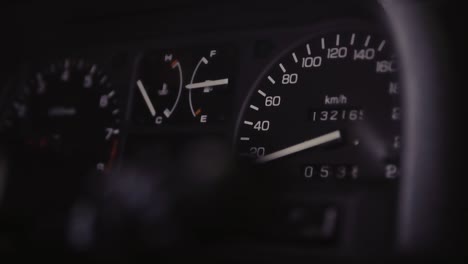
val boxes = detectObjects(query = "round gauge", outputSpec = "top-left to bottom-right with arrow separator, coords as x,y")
186,49 -> 232,124
4,59 -> 121,174
133,52 -> 183,125
235,29 -> 401,183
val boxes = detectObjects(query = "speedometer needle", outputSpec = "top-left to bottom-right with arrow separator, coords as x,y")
256,130 -> 342,164
185,78 -> 229,89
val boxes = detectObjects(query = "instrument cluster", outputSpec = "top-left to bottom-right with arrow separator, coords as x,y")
0,3 -> 403,255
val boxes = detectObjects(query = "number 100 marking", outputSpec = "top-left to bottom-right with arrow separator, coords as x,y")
302,56 -> 322,68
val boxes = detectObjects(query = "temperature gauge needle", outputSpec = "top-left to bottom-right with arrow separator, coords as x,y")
136,80 -> 156,117
256,130 -> 342,164
185,78 -> 229,89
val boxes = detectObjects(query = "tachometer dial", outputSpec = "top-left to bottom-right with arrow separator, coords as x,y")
5,59 -> 122,173
235,29 -> 400,182
0,58 -> 122,243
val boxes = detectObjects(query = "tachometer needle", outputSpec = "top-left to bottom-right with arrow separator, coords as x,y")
256,130 -> 342,164
185,78 -> 229,89
136,79 -> 156,117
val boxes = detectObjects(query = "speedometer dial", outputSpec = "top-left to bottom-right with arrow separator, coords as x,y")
235,29 -> 400,182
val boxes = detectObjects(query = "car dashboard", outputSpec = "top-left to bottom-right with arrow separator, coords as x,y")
0,1 -> 463,262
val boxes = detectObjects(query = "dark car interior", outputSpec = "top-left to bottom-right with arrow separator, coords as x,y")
0,1 -> 464,262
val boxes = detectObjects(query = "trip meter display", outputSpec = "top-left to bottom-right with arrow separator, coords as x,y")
235,29 -> 401,182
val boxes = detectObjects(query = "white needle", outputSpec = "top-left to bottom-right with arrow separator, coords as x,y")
136,80 -> 156,117
185,78 -> 229,89
256,130 -> 342,164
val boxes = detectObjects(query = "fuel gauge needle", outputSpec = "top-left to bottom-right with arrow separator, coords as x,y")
136,80 -> 156,117
185,78 -> 229,89
256,130 -> 342,164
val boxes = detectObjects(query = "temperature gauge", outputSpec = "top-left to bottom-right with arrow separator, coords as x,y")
133,53 -> 183,125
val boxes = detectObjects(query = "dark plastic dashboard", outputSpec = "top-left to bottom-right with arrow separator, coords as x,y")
0,1 -> 464,262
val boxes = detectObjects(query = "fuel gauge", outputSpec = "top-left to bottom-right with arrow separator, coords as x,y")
186,49 -> 234,124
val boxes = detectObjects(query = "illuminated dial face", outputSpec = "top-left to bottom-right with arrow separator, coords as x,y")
235,29 -> 401,184
132,47 -> 236,126
133,52 -> 183,126
187,49 -> 234,124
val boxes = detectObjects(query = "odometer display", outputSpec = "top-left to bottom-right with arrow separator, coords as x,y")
235,29 -> 401,181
